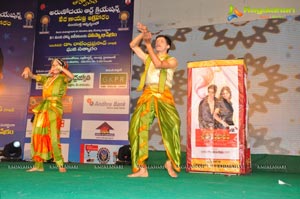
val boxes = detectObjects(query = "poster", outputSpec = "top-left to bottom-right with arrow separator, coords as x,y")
186,59 -> 251,174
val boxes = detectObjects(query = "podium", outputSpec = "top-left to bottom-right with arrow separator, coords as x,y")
186,59 -> 251,174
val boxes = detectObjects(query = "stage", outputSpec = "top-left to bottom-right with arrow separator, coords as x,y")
0,152 -> 299,199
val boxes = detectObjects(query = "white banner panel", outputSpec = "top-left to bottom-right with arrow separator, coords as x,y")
83,95 -> 130,114
23,143 -> 69,162
26,118 -> 71,138
81,120 -> 128,141
80,144 -> 122,164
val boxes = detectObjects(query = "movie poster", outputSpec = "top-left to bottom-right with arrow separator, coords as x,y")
186,59 -> 251,174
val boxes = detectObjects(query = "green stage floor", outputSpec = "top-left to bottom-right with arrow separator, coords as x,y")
0,159 -> 299,199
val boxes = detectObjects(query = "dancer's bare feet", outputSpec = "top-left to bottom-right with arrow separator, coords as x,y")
127,167 -> 148,177
165,160 -> 177,178
59,167 -> 67,173
26,167 -> 44,172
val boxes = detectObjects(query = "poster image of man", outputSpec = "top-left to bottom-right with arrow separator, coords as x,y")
198,84 -> 218,129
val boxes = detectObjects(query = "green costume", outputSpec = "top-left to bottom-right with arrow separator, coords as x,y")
129,55 -> 181,173
31,74 -> 68,169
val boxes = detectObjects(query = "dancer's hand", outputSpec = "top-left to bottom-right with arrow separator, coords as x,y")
21,67 -> 31,79
137,22 -> 148,33
143,31 -> 152,45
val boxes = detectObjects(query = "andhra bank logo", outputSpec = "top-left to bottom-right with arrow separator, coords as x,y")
83,95 -> 129,114
227,4 -> 297,21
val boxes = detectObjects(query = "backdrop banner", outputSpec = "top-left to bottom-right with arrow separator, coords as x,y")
0,0 -> 37,149
20,0 -> 133,163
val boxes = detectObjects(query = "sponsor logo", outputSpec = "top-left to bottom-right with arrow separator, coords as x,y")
68,73 -> 94,89
97,147 -> 110,164
35,73 -> 94,89
83,95 -> 129,114
99,73 -> 128,89
81,120 -> 128,140
95,121 -> 115,137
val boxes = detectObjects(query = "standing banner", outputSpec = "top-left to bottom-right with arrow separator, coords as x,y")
23,0 -> 134,164
186,59 -> 251,174
0,0 -> 37,148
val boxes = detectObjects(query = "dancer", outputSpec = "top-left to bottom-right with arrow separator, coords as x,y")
127,23 -> 181,178
21,58 -> 74,172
